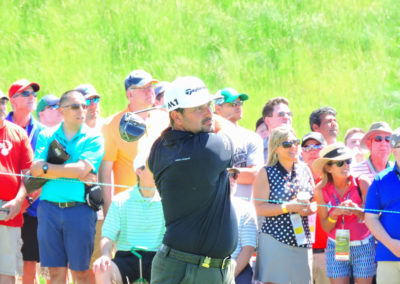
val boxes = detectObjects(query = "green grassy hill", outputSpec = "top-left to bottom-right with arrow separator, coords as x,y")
1,0 -> 399,139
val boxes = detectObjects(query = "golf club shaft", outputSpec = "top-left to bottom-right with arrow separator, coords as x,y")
132,105 -> 164,114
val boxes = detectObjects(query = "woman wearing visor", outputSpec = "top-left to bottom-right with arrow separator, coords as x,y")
313,143 -> 376,284
253,126 -> 315,284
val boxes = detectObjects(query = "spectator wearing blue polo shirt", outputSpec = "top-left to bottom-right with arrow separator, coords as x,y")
365,128 -> 400,284
30,90 -> 104,284
93,150 -> 165,284
7,79 -> 46,284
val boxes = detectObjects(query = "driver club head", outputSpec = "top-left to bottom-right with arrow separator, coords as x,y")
119,112 -> 147,142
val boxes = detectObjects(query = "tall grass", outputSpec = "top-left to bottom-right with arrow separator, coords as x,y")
0,0 -> 399,138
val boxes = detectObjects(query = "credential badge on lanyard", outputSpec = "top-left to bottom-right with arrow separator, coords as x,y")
290,214 -> 308,246
334,192 -> 350,261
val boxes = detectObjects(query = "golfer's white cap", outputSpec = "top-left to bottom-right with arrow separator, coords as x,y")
164,76 -> 223,112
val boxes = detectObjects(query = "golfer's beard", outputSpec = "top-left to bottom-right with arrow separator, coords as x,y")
201,118 -> 214,133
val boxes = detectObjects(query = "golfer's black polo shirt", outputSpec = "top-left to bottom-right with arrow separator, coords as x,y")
149,128 -> 237,258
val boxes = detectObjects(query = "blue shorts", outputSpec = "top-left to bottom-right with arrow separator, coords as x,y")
326,236 -> 376,279
37,201 -> 97,271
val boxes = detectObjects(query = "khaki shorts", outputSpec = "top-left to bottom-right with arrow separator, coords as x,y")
377,261 -> 400,284
0,225 -> 23,277
312,251 -> 330,284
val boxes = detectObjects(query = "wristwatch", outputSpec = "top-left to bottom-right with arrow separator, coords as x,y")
42,163 -> 49,174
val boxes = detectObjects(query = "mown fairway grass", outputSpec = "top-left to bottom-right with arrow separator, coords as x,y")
0,0 -> 399,139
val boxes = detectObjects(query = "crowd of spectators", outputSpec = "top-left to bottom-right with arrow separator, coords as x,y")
0,71 -> 399,284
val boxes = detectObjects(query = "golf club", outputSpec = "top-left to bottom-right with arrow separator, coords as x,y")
119,105 -> 165,142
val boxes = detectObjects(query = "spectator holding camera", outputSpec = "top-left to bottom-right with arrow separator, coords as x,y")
313,143 -> 375,283
253,126 -> 315,283
30,90 -> 104,284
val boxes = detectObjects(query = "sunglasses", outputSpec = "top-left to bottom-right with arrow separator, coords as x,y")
229,172 -> 239,180
45,104 -> 59,110
277,111 -> 293,117
280,139 -> 300,148
61,103 -> 88,110
128,84 -> 153,91
86,97 -> 100,105
328,159 -> 352,167
302,144 -> 323,152
227,101 -> 243,107
14,91 -> 37,98
373,135 -> 391,143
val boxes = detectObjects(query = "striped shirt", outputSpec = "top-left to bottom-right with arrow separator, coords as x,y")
102,184 -> 165,252
351,157 -> 392,183
231,197 -> 257,260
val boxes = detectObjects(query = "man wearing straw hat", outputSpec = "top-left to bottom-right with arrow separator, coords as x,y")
365,128 -> 400,284
352,122 -> 393,183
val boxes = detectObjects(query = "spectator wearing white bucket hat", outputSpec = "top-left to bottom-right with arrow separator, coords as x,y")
352,122 -> 393,183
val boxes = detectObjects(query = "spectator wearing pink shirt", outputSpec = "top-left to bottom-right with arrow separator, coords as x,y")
314,143 -> 376,283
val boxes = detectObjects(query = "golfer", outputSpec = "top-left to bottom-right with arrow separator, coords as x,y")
148,76 -> 238,284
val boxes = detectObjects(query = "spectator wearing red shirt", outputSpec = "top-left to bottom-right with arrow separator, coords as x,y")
0,89 -> 33,283
301,132 -> 329,284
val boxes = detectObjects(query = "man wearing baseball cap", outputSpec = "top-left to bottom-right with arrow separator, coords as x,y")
37,94 -> 62,127
301,132 -> 330,284
0,89 -> 34,283
214,87 -> 263,201
74,83 -> 105,282
352,121 -> 393,183
365,128 -> 400,283
153,81 -> 171,108
7,79 -> 46,283
99,70 -> 168,217
75,84 -> 104,131
148,76 -> 237,283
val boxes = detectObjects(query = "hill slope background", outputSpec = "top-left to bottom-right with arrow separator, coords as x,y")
1,0 -> 399,138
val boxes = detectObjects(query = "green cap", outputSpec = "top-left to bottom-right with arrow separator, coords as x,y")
36,95 -> 60,117
215,88 -> 248,105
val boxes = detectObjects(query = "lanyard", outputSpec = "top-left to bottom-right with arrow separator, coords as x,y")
27,123 -> 36,144
333,191 -> 351,227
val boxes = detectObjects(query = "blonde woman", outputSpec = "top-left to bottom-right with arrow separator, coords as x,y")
253,126 -> 315,284
313,143 -> 375,284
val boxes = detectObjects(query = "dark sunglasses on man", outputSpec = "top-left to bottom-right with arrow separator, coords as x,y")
45,104 -> 59,110
226,101 -> 243,107
86,97 -> 100,106
373,135 -> 391,143
61,103 -> 88,110
14,91 -> 37,98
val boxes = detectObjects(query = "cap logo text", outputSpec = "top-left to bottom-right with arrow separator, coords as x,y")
168,98 -> 179,109
185,86 -> 206,96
